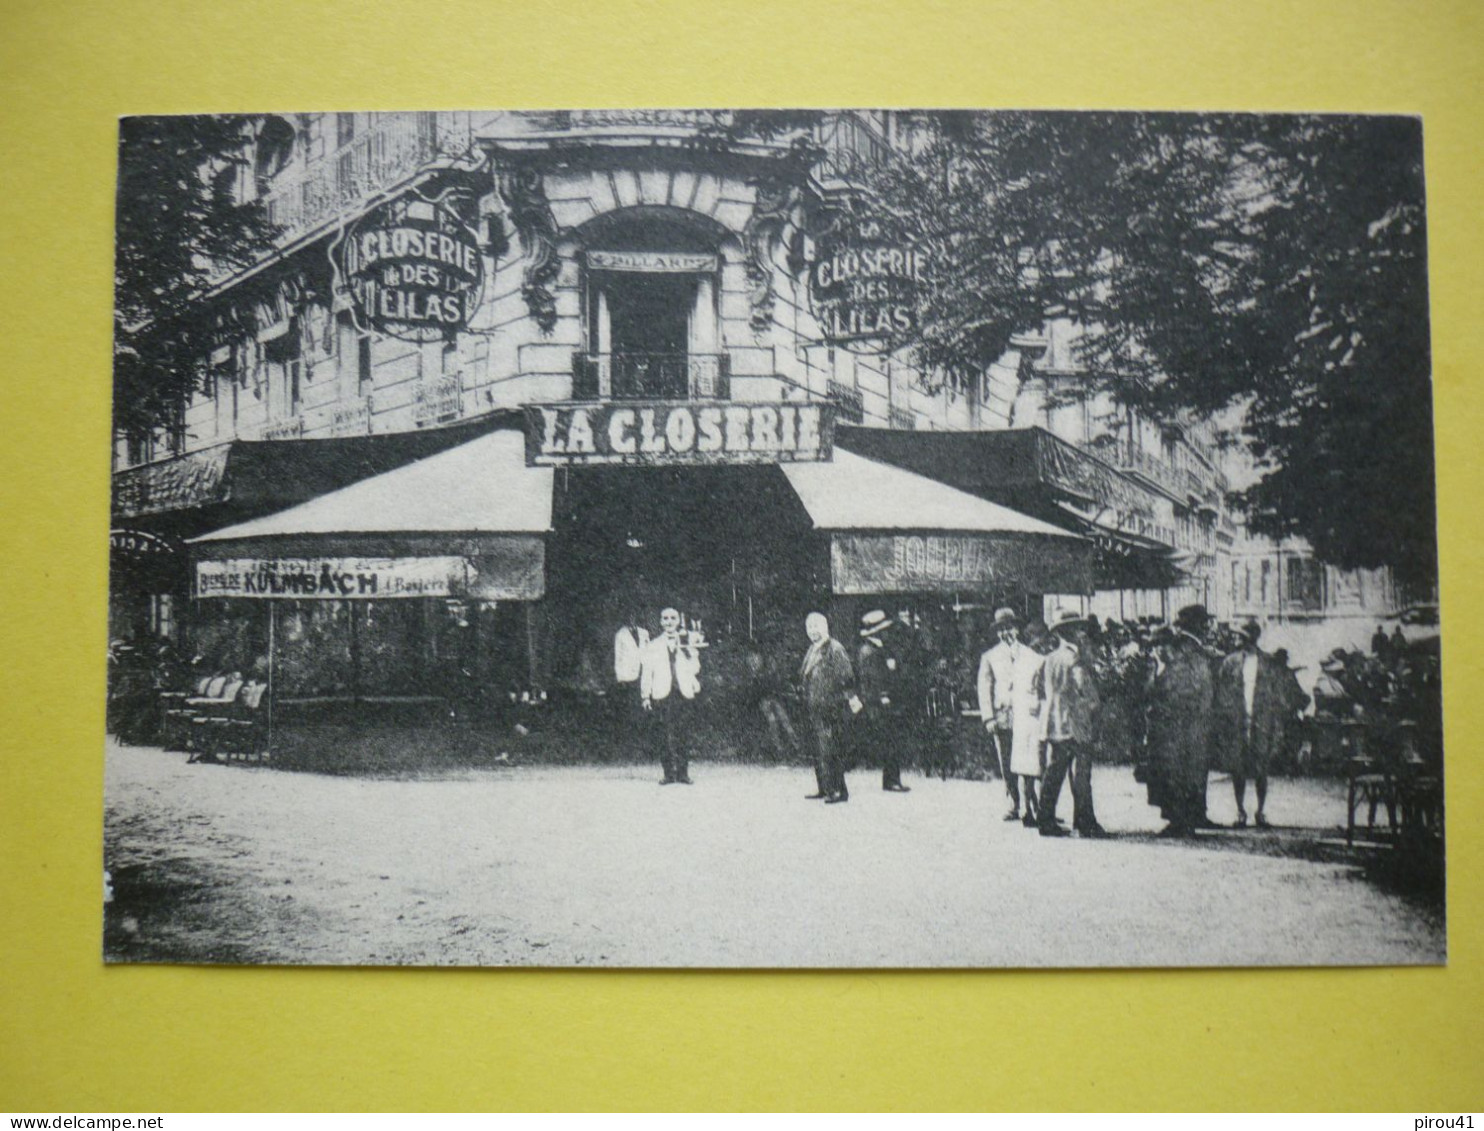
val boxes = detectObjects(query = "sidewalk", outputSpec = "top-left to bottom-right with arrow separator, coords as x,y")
103,740 -> 1446,968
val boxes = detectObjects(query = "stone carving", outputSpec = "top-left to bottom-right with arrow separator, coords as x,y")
743,173 -> 802,334
499,167 -> 562,335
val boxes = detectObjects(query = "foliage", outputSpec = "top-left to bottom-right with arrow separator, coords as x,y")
864,111 -> 1434,579
114,115 -> 277,445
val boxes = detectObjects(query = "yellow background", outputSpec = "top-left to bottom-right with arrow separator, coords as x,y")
1,0 -> 1480,1111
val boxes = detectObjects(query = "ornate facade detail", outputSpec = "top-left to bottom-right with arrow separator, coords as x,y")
743,173 -> 803,334
498,166 -> 562,335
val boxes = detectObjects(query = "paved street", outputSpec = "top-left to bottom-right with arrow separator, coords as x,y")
103,739 -> 1445,967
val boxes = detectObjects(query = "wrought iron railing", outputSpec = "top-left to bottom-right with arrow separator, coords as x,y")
814,111 -> 898,183
565,109 -> 735,131
1118,445 -> 1195,502
258,112 -> 477,245
571,353 -> 731,401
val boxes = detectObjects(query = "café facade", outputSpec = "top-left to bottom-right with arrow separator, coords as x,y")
109,110 -> 1184,753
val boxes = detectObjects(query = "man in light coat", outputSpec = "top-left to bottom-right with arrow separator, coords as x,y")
1035,611 -> 1106,838
977,607 -> 1026,821
640,606 -> 703,785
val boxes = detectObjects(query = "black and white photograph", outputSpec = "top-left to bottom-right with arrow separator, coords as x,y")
104,108 -> 1443,968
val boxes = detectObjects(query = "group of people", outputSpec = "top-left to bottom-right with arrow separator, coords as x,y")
979,603 -> 1311,838
631,596 -> 1328,842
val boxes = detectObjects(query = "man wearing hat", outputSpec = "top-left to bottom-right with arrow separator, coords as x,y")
1312,653 -> 1352,718
1214,621 -> 1311,827
799,612 -> 860,803
1145,604 -> 1216,836
1034,610 -> 1107,838
977,607 -> 1030,822
857,609 -> 911,792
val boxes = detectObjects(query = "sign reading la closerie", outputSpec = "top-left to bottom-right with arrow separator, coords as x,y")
809,214 -> 927,352
525,401 -> 834,466
335,195 -> 484,342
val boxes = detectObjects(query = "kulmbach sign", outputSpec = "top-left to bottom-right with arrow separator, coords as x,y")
809,214 -> 927,352
525,401 -> 834,466
334,194 -> 484,342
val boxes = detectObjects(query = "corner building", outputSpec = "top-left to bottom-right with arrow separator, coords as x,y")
110,111 -> 1230,753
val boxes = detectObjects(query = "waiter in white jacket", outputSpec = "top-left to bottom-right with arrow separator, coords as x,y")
640,606 -> 703,784
977,608 -> 1026,820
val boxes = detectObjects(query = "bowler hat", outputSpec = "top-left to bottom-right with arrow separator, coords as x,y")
993,607 -> 1020,628
1174,604 -> 1211,636
1239,620 -> 1262,643
859,609 -> 893,637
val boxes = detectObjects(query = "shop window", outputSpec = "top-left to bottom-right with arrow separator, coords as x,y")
1260,559 -> 1271,605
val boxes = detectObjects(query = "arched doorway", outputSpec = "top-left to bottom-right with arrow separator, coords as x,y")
574,207 -> 728,400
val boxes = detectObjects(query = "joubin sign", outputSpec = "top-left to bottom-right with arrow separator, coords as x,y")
809,212 -> 927,353
335,194 -> 484,342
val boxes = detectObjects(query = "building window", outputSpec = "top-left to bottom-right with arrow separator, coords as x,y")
254,115 -> 296,197
264,318 -> 303,420
338,312 -> 373,396
1260,559 -> 1271,605
827,377 -> 864,423
302,113 -> 326,162
1286,556 -> 1324,611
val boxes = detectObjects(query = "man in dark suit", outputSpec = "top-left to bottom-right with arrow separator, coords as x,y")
799,611 -> 860,803
1214,620 -> 1309,827
856,609 -> 911,793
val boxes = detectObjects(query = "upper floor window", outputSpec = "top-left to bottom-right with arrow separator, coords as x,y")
254,116 -> 296,198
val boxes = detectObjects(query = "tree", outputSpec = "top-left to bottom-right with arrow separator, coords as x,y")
863,111 -> 1435,582
113,115 -> 278,446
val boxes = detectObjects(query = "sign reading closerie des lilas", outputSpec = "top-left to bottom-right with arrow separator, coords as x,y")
809,211 -> 927,352
334,194 -> 484,342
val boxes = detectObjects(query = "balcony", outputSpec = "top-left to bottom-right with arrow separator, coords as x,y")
1118,445 -> 1190,501
813,111 -> 897,185
571,353 -> 730,401
258,112 -> 477,246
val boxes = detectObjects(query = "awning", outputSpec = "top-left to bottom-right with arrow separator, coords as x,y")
112,411 -> 525,524
780,449 -> 1092,595
188,430 -> 553,601
1053,504 -> 1183,590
